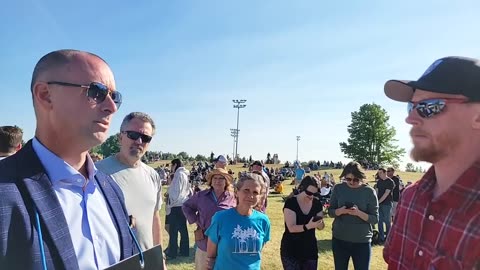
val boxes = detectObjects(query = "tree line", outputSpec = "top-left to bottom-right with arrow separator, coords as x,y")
91,103 -> 407,168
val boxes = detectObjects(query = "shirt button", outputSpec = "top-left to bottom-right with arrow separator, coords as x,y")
77,179 -> 82,183
418,250 -> 423,256
428,215 -> 434,221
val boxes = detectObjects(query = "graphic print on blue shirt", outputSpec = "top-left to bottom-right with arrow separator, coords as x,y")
205,208 -> 271,270
231,224 -> 262,254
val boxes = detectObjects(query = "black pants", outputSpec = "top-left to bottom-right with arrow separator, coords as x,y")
166,206 -> 189,257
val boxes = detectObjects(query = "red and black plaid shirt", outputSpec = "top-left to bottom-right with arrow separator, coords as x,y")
384,163 -> 480,270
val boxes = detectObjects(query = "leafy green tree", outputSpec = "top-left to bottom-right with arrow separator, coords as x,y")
99,133 -> 120,158
340,103 -> 405,165
195,154 -> 207,161
405,163 -> 416,172
177,151 -> 190,161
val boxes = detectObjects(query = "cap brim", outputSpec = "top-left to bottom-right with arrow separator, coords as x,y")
384,80 -> 415,102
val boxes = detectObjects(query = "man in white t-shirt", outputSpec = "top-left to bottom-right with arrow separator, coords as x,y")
96,112 -> 167,268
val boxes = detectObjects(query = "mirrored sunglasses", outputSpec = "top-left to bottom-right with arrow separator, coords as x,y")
47,81 -> 122,109
407,98 -> 467,118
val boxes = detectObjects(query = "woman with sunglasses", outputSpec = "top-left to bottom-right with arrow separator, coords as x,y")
280,176 -> 325,270
328,162 -> 379,270
205,173 -> 270,270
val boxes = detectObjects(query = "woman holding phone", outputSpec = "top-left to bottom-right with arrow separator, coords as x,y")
280,176 -> 325,270
328,162 -> 379,270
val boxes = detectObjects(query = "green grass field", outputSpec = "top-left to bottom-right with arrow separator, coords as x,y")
152,162 -> 424,270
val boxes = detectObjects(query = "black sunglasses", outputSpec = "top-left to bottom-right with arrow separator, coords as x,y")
47,81 -> 122,109
345,177 -> 360,183
122,131 -> 152,143
304,190 -> 319,196
407,98 -> 467,118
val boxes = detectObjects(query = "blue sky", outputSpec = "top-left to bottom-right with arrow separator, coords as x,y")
1,0 -> 479,170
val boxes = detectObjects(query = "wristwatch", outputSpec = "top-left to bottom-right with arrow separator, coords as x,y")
303,224 -> 308,231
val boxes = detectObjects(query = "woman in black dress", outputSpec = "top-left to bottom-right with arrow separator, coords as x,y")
280,176 -> 325,270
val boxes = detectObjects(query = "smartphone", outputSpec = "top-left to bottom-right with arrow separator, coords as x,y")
313,216 -> 323,222
344,202 -> 355,209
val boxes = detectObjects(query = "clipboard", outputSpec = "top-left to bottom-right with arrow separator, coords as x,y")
105,244 -> 164,270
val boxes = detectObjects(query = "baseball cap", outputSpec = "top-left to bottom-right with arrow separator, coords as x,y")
384,56 -> 480,102
216,155 -> 227,163
251,160 -> 263,167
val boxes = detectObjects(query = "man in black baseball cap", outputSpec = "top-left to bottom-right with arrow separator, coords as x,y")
385,56 -> 480,102
382,56 -> 480,269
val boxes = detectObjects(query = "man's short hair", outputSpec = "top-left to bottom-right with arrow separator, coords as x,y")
387,167 -> 395,172
120,112 -> 156,135
378,168 -> 387,173
0,126 -> 23,153
30,49 -> 108,93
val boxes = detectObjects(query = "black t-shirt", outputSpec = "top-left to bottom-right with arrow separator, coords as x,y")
391,176 -> 400,202
280,196 -> 323,259
376,178 -> 395,205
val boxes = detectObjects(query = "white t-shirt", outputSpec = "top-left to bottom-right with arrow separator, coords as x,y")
96,156 -> 162,250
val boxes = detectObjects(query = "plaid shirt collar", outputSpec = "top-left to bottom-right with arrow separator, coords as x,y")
417,162 -> 480,211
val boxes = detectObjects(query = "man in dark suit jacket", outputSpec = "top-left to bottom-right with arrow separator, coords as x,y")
0,49 -> 136,269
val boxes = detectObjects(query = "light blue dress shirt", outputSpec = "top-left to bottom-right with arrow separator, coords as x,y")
32,138 -> 120,270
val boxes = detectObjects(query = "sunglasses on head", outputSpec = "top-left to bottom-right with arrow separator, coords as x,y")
407,98 -> 467,118
345,177 -> 360,183
122,131 -> 152,143
47,81 -> 122,109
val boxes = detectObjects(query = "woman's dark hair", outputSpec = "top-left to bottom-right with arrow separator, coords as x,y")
298,176 -> 320,192
339,161 -> 366,180
171,159 -> 183,172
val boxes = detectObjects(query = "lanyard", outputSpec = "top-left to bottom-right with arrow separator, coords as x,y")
34,209 -> 145,270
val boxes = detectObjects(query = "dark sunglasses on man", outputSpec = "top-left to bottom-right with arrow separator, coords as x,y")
122,130 -> 153,143
47,81 -> 122,109
407,98 -> 468,118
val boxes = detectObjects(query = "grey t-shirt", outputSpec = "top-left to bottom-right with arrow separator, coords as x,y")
96,156 -> 162,250
328,182 -> 379,243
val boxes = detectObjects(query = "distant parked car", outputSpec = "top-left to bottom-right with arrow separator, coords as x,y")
304,167 -> 311,173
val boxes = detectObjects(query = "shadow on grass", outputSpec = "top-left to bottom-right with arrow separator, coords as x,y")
317,239 -> 332,252
165,247 -> 196,265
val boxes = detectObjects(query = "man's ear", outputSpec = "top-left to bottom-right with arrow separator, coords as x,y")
33,82 -> 53,110
15,143 -> 22,151
472,110 -> 480,130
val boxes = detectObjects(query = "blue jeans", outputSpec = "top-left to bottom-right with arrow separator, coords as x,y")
378,203 -> 392,241
332,237 -> 371,270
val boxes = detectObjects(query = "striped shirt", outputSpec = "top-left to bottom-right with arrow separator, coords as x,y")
383,164 -> 480,270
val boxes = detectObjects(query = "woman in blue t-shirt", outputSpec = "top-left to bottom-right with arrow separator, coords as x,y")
205,173 -> 271,270
281,176 -> 325,270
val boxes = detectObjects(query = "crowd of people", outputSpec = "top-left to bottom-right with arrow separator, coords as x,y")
0,49 -> 479,270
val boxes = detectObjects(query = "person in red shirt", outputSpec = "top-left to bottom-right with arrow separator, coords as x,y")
383,56 -> 480,270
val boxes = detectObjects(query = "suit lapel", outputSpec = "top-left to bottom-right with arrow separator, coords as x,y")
95,173 -> 132,259
16,142 -> 79,270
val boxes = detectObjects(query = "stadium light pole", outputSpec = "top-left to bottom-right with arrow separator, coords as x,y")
230,128 -> 239,161
296,136 -> 301,163
233,99 -> 247,162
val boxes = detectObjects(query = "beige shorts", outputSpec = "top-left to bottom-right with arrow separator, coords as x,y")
195,247 -> 208,270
